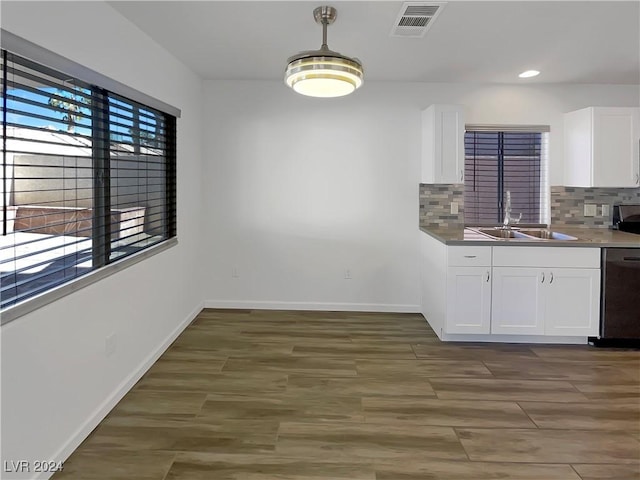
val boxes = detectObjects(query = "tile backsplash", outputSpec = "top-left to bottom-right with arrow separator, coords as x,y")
551,186 -> 640,228
419,184 -> 640,229
419,184 -> 464,227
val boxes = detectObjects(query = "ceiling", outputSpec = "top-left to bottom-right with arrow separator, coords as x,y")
109,1 -> 639,85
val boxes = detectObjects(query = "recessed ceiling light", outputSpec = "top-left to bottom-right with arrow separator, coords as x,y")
519,70 -> 540,78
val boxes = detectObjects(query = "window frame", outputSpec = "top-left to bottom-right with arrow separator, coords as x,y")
463,124 -> 550,227
0,31 -> 180,325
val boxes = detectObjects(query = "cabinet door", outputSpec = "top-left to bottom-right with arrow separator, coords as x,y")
593,107 -> 640,187
422,105 -> 465,184
491,267 -> 545,335
446,266 -> 491,334
564,108 -> 593,186
544,268 -> 600,336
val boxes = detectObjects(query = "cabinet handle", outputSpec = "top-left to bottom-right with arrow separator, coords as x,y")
486,271 -> 490,282
464,255 -> 477,258
541,272 -> 545,283
550,272 -> 554,284
460,169 -> 464,182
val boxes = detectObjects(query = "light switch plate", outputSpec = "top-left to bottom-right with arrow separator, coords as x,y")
601,204 -> 610,217
451,202 -> 459,215
584,204 -> 597,217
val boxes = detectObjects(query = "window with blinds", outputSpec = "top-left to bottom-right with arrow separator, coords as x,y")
108,93 -> 176,261
463,127 -> 549,225
1,50 -> 176,312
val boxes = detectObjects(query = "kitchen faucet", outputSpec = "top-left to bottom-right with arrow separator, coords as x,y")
502,190 -> 522,229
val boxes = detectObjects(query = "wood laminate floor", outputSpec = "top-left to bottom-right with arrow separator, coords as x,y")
54,309 -> 640,480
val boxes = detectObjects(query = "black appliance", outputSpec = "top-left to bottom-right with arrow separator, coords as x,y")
612,204 -> 640,234
596,204 -> 640,346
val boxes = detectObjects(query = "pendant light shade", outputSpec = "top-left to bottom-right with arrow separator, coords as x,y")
285,6 -> 364,98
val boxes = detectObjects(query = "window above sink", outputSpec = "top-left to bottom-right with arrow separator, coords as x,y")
464,125 -> 550,226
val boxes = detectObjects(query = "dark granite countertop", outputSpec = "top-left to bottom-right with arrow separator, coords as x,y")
420,225 -> 640,248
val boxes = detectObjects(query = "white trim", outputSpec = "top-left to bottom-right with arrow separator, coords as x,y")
1,29 -> 181,118
465,124 -> 550,133
204,300 -> 421,314
439,332 -> 588,344
32,302 -> 204,480
1,238 -> 179,325
540,132 -> 551,224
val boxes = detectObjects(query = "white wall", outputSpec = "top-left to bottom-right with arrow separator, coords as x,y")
203,81 -> 423,311
0,2 -> 205,478
202,80 -> 638,310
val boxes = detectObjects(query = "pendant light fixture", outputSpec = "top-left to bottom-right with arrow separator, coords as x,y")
285,6 -> 364,98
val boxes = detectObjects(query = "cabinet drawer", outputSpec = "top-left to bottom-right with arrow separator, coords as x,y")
448,246 -> 492,266
493,247 -> 600,268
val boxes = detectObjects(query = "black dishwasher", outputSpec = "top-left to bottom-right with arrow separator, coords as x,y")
597,204 -> 640,345
600,248 -> 640,341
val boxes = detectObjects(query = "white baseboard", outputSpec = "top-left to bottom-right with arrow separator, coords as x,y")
204,299 -> 421,314
35,302 -> 204,480
440,332 -> 588,344
421,314 -> 589,345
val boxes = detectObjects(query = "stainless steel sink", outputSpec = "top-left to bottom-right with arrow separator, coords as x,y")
476,228 -> 532,239
471,227 -> 578,241
518,229 -> 578,241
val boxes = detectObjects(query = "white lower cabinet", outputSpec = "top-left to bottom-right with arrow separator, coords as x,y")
446,266 -> 491,334
421,236 -> 602,342
543,268 -> 600,336
491,267 -> 545,335
430,243 -> 602,341
491,266 -> 600,336
490,247 -> 601,337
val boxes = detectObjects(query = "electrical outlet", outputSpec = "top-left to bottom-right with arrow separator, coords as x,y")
601,204 -> 610,217
105,333 -> 117,357
232,267 -> 239,278
584,204 -> 597,217
344,269 -> 352,280
450,202 -> 459,215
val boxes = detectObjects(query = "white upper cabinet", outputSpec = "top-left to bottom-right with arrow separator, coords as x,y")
421,104 -> 465,184
564,107 -> 640,187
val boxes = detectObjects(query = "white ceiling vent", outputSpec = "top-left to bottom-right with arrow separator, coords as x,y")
390,2 -> 446,38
